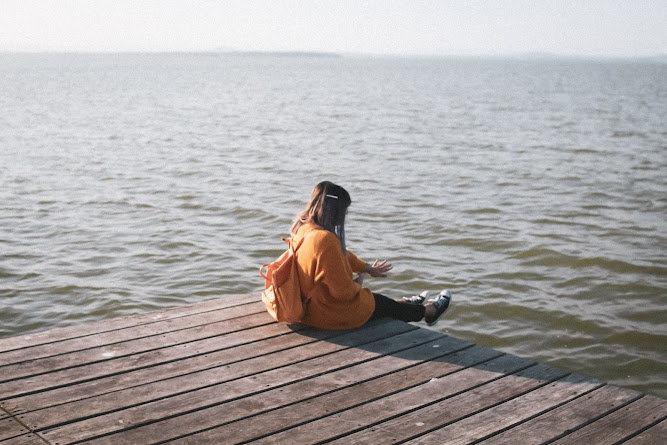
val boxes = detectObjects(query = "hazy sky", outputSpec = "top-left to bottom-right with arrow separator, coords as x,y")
2,0 -> 665,57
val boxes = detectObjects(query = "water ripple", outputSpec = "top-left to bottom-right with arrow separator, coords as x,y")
1,54 -> 665,398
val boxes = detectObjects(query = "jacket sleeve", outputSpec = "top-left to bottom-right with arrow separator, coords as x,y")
313,233 -> 363,301
346,250 -> 367,274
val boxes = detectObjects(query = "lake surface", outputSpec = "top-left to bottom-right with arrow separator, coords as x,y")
1,53 -> 665,398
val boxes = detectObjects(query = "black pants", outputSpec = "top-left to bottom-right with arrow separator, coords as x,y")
370,293 -> 425,323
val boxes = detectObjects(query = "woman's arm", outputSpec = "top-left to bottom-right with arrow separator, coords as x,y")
346,250 -> 367,274
347,250 -> 393,277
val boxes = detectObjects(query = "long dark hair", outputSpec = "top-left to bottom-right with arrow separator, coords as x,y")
291,181 -> 352,251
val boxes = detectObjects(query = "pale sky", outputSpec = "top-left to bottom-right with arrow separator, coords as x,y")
1,0 -> 665,57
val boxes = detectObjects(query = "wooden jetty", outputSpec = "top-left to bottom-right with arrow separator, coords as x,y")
1,293 -> 665,444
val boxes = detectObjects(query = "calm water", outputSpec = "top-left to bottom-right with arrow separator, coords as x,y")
1,53 -> 665,398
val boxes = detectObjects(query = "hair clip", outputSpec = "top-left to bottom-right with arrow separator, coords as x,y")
325,194 -> 339,199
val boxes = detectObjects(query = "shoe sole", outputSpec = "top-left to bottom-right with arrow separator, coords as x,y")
399,290 -> 431,305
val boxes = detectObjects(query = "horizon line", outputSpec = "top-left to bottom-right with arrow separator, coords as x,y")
1,49 -> 665,61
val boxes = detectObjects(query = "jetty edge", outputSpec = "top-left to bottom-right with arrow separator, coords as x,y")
0,292 -> 664,444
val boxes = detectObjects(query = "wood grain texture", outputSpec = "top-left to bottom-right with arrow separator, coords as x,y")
0,294 -> 660,445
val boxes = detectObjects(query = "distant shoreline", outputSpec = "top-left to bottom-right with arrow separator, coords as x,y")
0,50 -> 665,63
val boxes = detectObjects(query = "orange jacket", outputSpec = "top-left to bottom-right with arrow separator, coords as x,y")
293,222 -> 375,330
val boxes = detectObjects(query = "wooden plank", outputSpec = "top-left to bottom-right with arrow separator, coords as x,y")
0,310 -> 273,402
1,292 -> 663,445
403,373 -> 602,445
477,384 -> 642,445
0,432 -> 45,445
0,300 -> 267,368
0,320 -> 312,403
1,321 -> 342,414
87,335 -> 482,444
0,406 -> 45,444
622,419 -> 666,444
27,319 -> 418,439
160,344 -> 502,445
320,363 -> 574,445
549,395 -> 667,444
243,353 -> 538,444
0,293 -> 260,353
38,322 -> 428,443
0,414 -> 31,441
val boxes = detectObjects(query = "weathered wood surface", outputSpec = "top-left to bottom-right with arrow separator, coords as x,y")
0,292 -> 664,444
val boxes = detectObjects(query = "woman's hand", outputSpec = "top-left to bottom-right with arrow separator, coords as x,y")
367,259 -> 393,277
